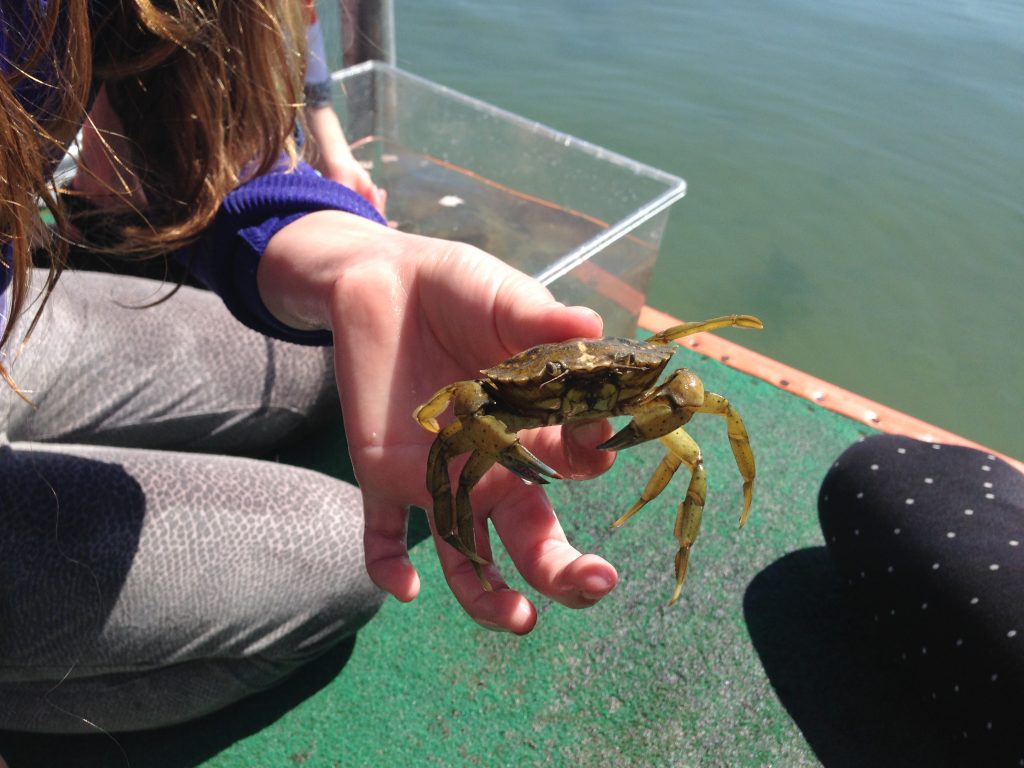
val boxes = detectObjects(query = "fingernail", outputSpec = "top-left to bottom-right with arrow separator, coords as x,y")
568,305 -> 603,327
568,420 -> 608,449
581,573 -> 615,601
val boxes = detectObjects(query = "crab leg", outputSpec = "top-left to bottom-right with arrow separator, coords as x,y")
599,403 -> 681,452
670,433 -> 708,605
472,414 -> 562,485
455,450 -> 499,591
419,382 -> 489,557
610,427 -> 707,605
427,411 -> 561,585
646,314 -> 763,346
696,392 -> 756,528
609,449 -> 683,529
416,381 -> 559,484
599,369 -> 707,453
426,422 -> 489,566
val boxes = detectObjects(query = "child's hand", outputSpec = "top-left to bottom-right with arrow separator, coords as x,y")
260,212 -> 618,633
304,104 -> 387,215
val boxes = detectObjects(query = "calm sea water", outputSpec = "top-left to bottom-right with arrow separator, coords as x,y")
329,1 -> 1023,458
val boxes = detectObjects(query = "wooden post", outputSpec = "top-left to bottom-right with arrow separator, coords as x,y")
341,0 -> 395,66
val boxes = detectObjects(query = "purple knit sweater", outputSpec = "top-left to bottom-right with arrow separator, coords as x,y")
193,164 -> 386,345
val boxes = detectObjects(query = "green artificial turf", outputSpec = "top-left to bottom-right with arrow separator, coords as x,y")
0,347 -> 959,767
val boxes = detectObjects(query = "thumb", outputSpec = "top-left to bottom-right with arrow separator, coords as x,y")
490,273 -> 604,353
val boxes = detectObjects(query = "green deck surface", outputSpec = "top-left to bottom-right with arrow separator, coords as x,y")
0,346 -> 957,766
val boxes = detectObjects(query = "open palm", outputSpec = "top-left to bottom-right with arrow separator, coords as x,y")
329,236 -> 619,633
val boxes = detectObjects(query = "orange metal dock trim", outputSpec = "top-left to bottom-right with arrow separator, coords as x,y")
638,305 -> 1023,475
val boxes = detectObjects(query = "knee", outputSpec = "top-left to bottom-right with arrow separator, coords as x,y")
818,433 -> 930,541
252,474 -> 387,664
280,560 -> 386,664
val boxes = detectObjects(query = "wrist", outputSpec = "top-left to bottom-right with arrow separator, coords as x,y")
258,209 -> 406,331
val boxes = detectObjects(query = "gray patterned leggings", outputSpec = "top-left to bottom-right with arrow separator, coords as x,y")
0,270 -> 384,733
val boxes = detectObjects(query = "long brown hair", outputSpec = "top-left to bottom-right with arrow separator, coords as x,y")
1,0 -> 91,388
1,0 -> 307,385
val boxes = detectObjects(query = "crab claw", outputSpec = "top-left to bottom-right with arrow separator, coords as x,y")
498,442 -> 563,484
413,383 -> 460,433
600,405 -> 692,451
598,420 -> 648,452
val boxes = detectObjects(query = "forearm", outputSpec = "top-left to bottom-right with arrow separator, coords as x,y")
298,0 -> 384,205
303,105 -> 354,173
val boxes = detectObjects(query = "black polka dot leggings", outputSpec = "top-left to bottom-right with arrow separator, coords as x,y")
820,433 -> 1024,763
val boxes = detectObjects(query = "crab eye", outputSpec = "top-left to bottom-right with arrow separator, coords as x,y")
544,360 -> 565,377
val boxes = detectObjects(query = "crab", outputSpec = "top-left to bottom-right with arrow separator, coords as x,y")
413,314 -> 762,605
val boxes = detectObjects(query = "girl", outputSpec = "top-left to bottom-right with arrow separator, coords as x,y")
0,0 -> 618,732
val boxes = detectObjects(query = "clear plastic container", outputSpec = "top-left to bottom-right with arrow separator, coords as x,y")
333,61 -> 686,336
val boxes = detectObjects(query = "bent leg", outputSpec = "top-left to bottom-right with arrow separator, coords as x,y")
819,434 -> 1024,761
0,441 -> 384,734
3,269 -> 336,454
